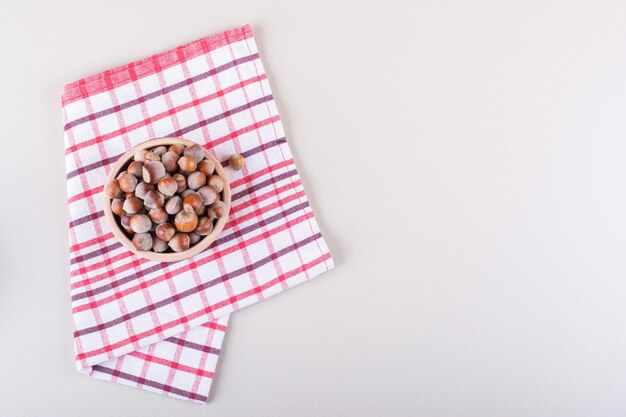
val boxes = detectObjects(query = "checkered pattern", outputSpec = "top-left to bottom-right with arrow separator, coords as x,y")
62,25 -> 334,403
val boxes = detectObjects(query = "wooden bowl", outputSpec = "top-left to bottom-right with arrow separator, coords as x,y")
103,137 -> 231,262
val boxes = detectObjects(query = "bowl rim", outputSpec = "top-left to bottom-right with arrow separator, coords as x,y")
102,137 -> 232,262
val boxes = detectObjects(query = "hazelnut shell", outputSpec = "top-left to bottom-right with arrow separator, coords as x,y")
183,193 -> 203,214
157,177 -> 178,197
127,161 -> 143,177
228,154 -> 245,170
123,195 -> 143,214
104,179 -> 123,199
143,161 -> 166,184
187,171 -> 206,190
120,212 -> 132,229
168,144 -> 185,156
208,175 -> 224,193
161,151 -> 180,173
198,186 -> 218,205
148,207 -> 168,224
130,214 -> 152,234
172,173 -> 187,193
155,223 -> 176,242
134,149 -> 148,162
144,151 -> 160,161
143,190 -> 165,210
197,159 -> 215,176
165,196 -> 182,215
195,217 -> 213,236
152,235 -> 168,252
180,188 -> 196,198
132,233 -> 153,251
168,233 -> 190,252
151,146 -> 167,157
178,156 -> 197,173
189,232 -> 202,245
134,182 -> 154,199
111,199 -> 124,216
174,210 -> 198,232
208,201 -> 227,219
118,173 -> 138,193
184,144 -> 205,163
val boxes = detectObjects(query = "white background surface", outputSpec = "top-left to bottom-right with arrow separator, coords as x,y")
2,1 -> 626,416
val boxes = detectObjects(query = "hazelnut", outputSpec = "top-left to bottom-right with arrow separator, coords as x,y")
143,190 -> 165,210
197,159 -> 215,176
189,232 -> 202,245
120,211 -> 132,229
134,149 -> 148,162
129,214 -> 152,233
104,179 -> 123,199
165,196 -> 182,215
161,151 -> 180,173
151,146 -> 167,157
123,195 -> 143,214
111,199 -> 124,216
116,170 -> 127,179
196,204 -> 207,216
208,201 -> 227,219
195,217 -> 213,236
180,188 -> 196,198
172,173 -> 187,193
168,232 -> 190,252
174,210 -> 198,232
228,154 -> 245,170
152,235 -> 168,253
168,144 -> 186,156
134,182 -> 153,199
143,161 -> 166,184
177,156 -> 197,173
157,177 -> 178,197
155,223 -> 176,242
197,186 -> 218,205
144,151 -> 160,161
132,233 -> 153,251
118,173 -> 138,193
183,193 -> 203,214
127,161 -> 143,178
184,143 -> 205,163
208,175 -> 224,193
187,171 -> 206,190
148,207 -> 168,224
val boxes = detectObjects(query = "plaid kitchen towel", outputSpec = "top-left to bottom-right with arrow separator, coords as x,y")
62,24 -> 334,403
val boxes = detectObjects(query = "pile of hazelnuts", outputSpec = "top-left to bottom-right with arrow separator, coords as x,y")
104,143 -> 245,253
